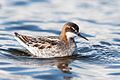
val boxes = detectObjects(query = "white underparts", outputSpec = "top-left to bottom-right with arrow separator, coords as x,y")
66,32 -> 78,40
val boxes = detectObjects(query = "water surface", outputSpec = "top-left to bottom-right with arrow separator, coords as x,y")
0,0 -> 120,80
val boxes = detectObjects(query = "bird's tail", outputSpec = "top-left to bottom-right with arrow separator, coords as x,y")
14,32 -> 29,43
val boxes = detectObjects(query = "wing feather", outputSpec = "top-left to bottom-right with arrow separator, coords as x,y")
14,32 -> 60,49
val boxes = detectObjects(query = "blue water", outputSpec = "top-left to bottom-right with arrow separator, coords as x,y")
0,0 -> 120,80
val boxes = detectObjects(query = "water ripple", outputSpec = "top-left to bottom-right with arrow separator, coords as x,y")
113,38 -> 120,42
75,18 -> 120,27
109,73 -> 120,76
5,25 -> 60,34
100,41 -> 112,46
11,1 -> 29,6
0,67 -> 29,72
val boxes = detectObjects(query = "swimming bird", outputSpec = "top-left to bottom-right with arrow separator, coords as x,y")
14,22 -> 88,58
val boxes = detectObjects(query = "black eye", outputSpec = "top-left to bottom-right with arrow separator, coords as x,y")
71,27 -> 77,33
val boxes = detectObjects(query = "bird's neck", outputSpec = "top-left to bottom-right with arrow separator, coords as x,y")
60,31 -> 67,44
60,32 -> 75,45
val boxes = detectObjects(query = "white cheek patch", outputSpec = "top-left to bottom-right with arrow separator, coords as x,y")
66,32 -> 78,39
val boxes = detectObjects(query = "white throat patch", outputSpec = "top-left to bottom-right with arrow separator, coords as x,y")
66,32 -> 78,39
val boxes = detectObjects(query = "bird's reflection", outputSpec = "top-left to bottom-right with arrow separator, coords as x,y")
57,62 -> 72,73
1,48 -> 75,80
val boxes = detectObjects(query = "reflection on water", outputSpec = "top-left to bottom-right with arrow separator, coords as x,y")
0,48 -> 74,80
0,0 -> 120,80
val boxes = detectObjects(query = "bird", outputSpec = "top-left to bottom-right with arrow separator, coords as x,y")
14,22 -> 88,58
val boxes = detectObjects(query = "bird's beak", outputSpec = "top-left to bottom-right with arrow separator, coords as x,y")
78,33 -> 89,41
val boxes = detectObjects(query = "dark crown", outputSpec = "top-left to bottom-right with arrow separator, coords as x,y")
65,22 -> 79,33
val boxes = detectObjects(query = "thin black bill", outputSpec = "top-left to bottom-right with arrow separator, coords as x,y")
78,33 -> 89,41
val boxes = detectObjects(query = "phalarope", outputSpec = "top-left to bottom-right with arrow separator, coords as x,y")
14,22 -> 88,58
